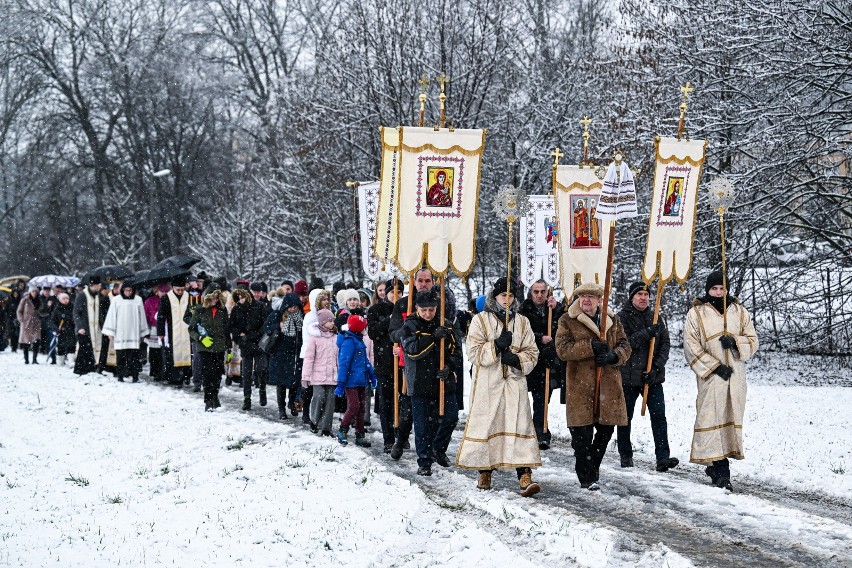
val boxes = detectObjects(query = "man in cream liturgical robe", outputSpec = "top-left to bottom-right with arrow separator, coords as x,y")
684,271 -> 759,492
102,282 -> 149,382
157,276 -> 192,386
456,277 -> 542,497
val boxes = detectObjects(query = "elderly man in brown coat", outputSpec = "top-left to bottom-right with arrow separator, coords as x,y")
555,282 -> 631,491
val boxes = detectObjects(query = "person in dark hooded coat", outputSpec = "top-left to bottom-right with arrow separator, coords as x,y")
264,292 -> 303,419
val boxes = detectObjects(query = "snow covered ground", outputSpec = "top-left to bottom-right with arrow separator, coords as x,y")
1,347 -> 850,567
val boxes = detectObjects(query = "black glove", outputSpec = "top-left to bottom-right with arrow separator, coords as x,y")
647,324 -> 660,338
436,366 -> 452,382
595,351 -> 619,367
713,364 -> 733,381
719,335 -> 737,350
494,331 -> 513,352
433,325 -> 450,340
401,318 -> 419,337
591,340 -> 608,357
641,366 -> 663,386
500,351 -> 522,369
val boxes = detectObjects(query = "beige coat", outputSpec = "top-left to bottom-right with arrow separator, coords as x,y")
456,303 -> 541,471
555,300 -> 631,427
684,299 -> 759,464
17,294 -> 42,345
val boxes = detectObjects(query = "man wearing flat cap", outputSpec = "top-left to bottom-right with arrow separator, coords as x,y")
616,282 -> 678,472
555,282 -> 631,491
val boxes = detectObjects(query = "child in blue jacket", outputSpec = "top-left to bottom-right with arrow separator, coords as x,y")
335,314 -> 377,446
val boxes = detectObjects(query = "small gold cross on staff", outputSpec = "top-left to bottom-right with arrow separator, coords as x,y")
550,147 -> 564,167
436,72 -> 450,128
677,82 -> 694,140
418,75 -> 430,127
580,116 -> 592,165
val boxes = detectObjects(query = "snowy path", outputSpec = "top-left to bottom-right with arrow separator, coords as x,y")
1,350 -> 851,567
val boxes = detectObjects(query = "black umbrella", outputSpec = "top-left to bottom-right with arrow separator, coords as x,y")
130,265 -> 191,288
122,269 -> 153,288
83,265 -> 135,283
154,255 -> 202,270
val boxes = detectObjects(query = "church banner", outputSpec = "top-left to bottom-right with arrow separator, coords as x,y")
357,181 -> 401,281
642,136 -> 708,284
519,194 -> 559,288
553,165 -> 611,294
376,126 -> 486,276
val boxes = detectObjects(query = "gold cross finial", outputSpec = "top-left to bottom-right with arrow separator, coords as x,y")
435,72 -> 450,93
580,116 -> 592,130
550,147 -> 564,167
680,81 -> 694,101
580,116 -> 593,165
418,75 -> 430,94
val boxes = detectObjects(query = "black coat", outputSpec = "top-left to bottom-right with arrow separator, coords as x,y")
49,303 -> 77,352
400,315 -> 462,397
518,298 -> 567,391
389,285 -> 457,344
616,300 -> 670,387
230,300 -> 270,355
367,300 -> 395,376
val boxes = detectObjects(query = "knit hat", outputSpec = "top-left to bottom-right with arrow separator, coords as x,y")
573,282 -> 604,297
347,314 -> 367,334
385,279 -> 405,294
705,271 -> 727,294
279,292 -> 302,311
317,309 -> 335,327
294,279 -> 309,296
171,275 -> 187,287
491,277 -> 518,299
628,281 -> 650,302
86,274 -> 102,286
250,282 -> 265,292
156,284 -> 171,293
337,288 -> 360,308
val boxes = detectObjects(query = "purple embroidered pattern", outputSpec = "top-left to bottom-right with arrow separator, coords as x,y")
415,155 -> 465,218
655,165 -> 691,227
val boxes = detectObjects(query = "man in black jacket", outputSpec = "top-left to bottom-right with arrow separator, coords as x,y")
400,290 -> 462,476
616,281 -> 679,472
231,283 -> 271,410
518,279 -> 566,450
367,278 -> 405,453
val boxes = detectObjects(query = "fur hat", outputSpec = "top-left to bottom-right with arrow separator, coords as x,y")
347,314 -> 367,334
203,289 -> 223,307
317,309 -> 335,327
705,271 -> 727,294
171,275 -> 187,287
195,271 -> 209,281
250,282 -> 265,292
573,282 -> 604,297
491,277 -> 518,299
294,279 -> 309,296
628,281 -> 651,301
232,289 -> 252,303
415,290 -> 439,307
86,274 -> 102,286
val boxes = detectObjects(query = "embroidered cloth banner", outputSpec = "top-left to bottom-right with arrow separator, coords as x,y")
375,126 -> 486,276
357,181 -> 402,281
642,136 -> 708,284
519,194 -> 559,288
553,165 -> 611,294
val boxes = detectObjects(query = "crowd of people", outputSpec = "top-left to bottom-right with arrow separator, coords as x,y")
0,267 -> 758,494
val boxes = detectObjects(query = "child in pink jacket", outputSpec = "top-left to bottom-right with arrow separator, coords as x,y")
301,309 -> 339,435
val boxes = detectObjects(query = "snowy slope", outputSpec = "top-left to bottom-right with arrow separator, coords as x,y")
0,346 -> 850,567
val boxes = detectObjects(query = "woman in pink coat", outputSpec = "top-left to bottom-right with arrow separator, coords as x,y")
301,309 -> 339,436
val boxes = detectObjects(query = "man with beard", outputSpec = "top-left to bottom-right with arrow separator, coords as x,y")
518,280 -> 566,450
157,275 -> 192,387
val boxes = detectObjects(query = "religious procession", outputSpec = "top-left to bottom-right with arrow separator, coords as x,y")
1,81 -> 758,500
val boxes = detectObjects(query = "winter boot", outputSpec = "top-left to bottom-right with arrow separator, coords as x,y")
259,388 -> 267,407
656,457 -> 680,472
310,422 -> 318,434
132,374 -> 139,383
321,430 -> 332,437
476,471 -> 492,490
337,427 -> 349,446
435,451 -> 450,468
519,472 -> 541,497
714,477 -> 734,491
383,442 -> 394,454
704,465 -> 718,484
23,350 -> 29,364
355,434 -> 372,448
117,376 -> 125,382
390,441 -> 404,461
580,481 -> 600,491
416,465 -> 432,476
620,455 -> 634,468
242,398 -> 251,411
